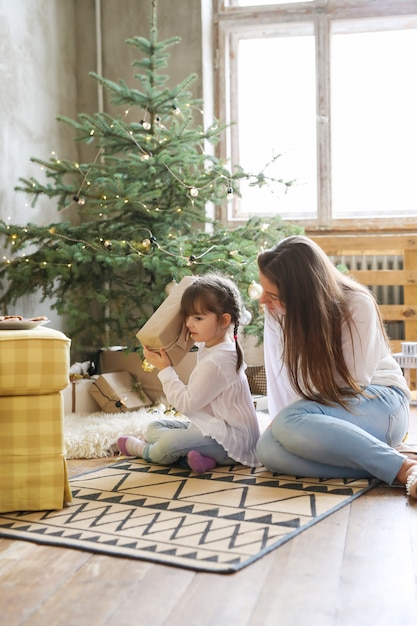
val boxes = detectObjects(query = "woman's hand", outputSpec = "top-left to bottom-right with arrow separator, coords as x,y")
142,345 -> 172,370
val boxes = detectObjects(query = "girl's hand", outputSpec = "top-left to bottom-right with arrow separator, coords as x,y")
142,345 -> 172,370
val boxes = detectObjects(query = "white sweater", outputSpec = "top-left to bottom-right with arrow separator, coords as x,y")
264,290 -> 411,418
158,341 -> 261,467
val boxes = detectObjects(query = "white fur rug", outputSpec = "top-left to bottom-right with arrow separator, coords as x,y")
64,406 -> 176,459
64,407 -> 271,459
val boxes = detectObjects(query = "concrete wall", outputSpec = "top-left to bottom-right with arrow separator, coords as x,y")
0,0 -> 208,326
0,0 -> 79,323
0,0 -> 78,225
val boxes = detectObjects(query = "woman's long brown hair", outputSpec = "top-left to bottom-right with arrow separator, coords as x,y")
258,235 -> 390,408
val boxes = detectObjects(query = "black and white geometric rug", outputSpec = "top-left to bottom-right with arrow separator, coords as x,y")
0,459 -> 377,573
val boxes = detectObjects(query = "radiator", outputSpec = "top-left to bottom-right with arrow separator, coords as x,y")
332,254 -> 404,340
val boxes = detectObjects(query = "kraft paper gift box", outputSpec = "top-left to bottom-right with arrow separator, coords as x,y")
89,371 -> 152,413
99,347 -> 197,404
136,276 -> 196,366
62,378 -> 101,414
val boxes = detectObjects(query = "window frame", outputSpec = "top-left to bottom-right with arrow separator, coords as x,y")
214,0 -> 417,232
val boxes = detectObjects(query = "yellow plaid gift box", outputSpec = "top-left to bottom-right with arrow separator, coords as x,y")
0,326 -> 72,512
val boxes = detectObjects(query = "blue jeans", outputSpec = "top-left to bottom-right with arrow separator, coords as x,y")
256,385 -> 410,484
142,418 -> 234,466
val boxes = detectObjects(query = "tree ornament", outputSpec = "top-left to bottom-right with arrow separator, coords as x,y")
240,307 -> 252,326
104,240 -> 112,250
226,187 -> 234,200
140,120 -> 151,130
189,187 -> 199,197
248,280 -> 263,300
73,195 -> 86,206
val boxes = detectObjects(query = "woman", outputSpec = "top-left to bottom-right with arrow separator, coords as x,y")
256,235 -> 417,499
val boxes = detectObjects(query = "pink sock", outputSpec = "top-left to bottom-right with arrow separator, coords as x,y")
117,436 -> 146,457
187,450 -> 216,474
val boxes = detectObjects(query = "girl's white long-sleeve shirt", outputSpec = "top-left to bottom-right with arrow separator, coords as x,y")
264,290 -> 411,419
157,341 -> 261,467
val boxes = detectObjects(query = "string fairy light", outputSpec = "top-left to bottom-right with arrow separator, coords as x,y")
103,106 -> 235,199
47,227 -> 102,252
2,222 -> 264,304
3,212 -> 262,273
4,103 -> 261,282
41,102 -> 235,220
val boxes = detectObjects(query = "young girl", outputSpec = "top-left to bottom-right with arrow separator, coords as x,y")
256,235 -> 417,499
117,273 -> 261,473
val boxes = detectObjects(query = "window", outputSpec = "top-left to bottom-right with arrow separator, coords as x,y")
215,1 -> 417,230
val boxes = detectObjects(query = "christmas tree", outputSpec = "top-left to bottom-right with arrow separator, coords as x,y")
0,0 -> 302,359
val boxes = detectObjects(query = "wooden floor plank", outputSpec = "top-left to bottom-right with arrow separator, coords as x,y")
0,546 -> 93,624
165,551 -> 276,626
26,554 -> 156,626
111,563 -> 196,626
247,506 -> 350,626
0,539 -> 38,575
335,486 -> 417,626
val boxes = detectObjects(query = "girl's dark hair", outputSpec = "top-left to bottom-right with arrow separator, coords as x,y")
257,235 -> 390,408
180,273 -> 244,372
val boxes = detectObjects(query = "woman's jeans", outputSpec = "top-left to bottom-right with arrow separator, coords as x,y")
142,418 -> 234,466
256,385 -> 410,484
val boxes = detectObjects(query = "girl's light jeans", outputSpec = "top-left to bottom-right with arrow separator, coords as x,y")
256,385 -> 409,484
142,418 -> 234,466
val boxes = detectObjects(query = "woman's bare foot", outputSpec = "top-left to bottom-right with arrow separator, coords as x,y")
396,459 -> 417,498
